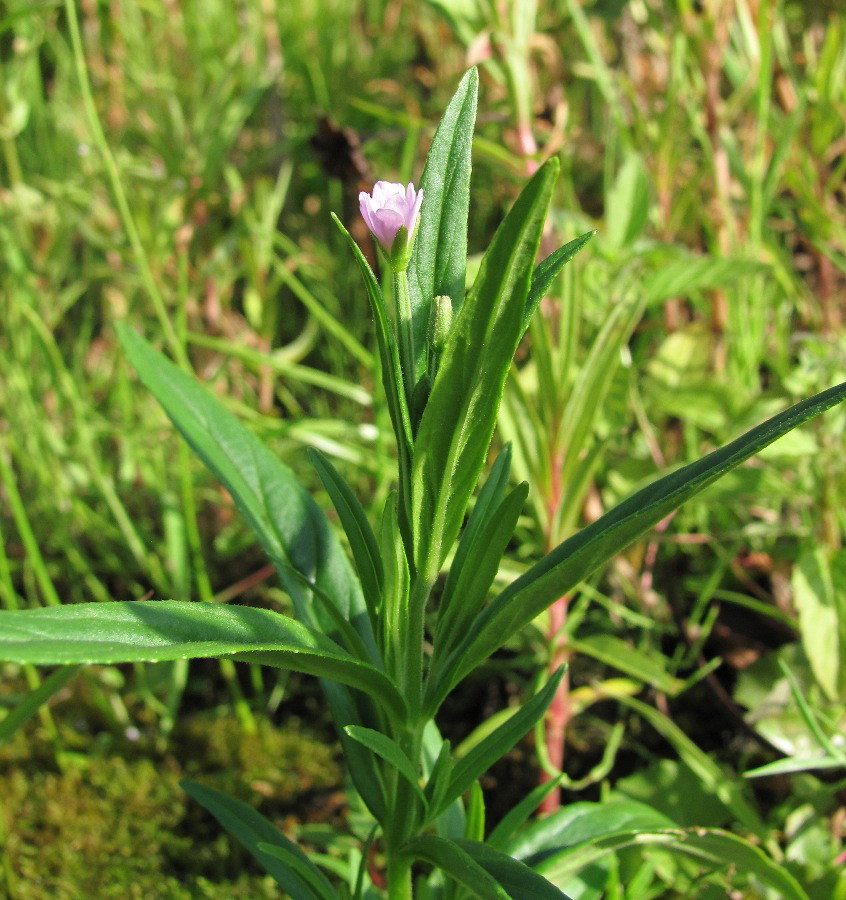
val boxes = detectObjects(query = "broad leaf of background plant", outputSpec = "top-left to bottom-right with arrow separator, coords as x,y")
181,779 -> 336,899
430,381 -> 846,702
791,546 -> 846,699
407,66 -> 478,380
531,827 -> 808,900
412,158 -> 559,578
0,601 -> 407,721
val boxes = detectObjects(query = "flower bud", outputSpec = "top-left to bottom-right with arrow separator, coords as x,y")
359,181 -> 423,272
427,294 -> 453,380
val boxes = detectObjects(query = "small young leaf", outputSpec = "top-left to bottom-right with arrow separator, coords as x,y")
407,67 -> 479,378
453,839 -> 572,899
432,481 -> 528,668
181,779 -> 336,898
428,668 -> 564,817
523,232 -> 595,332
345,724 -> 426,807
256,843 -> 338,900
308,448 -> 383,631
379,492 -> 410,674
423,737 -> 455,816
464,782 -> 485,843
399,835 -> 510,899
486,776 -> 565,851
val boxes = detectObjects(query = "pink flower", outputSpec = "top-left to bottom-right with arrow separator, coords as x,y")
359,181 -> 423,252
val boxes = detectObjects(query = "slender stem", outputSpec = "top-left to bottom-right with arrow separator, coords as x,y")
386,854 -> 413,900
394,269 -> 416,409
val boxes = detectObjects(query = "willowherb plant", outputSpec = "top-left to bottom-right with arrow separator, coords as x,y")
1,69 -> 844,899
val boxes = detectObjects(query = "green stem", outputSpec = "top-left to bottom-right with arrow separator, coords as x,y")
386,853 -> 413,900
394,269 -> 416,409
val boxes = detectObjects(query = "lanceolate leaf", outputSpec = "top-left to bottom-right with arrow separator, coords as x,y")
453,840 -> 571,899
181,779 -> 336,899
118,325 -> 387,820
308,448 -> 383,632
523,232 -> 595,332
407,67 -> 478,378
399,835 -> 510,900
412,158 -> 559,580
427,668 -> 564,818
0,601 -> 408,722
431,381 -> 846,702
432,481 -> 528,662
116,325 -> 375,657
345,725 -> 427,807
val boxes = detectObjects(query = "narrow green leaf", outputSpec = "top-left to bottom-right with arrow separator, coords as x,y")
604,152 -> 649,251
609,692 -> 764,834
453,839 -> 571,899
486,776 -> 565,852
256,843 -> 337,900
523,232 -> 595,331
642,255 -> 768,306
432,381 -> 846,701
116,325 -> 376,656
400,835 -> 510,899
181,779 -> 334,898
464,781 -> 485,842
308,448 -> 383,630
0,601 -> 407,722
421,720 -> 465,840
744,755 -> 845,778
423,737 -> 455,816
440,445 -> 514,597
332,216 -> 414,549
407,66 -> 478,378
344,724 -> 427,807
412,158 -> 559,578
117,326 -> 391,815
554,292 -> 642,487
432,481 -> 528,664
430,668 -> 564,818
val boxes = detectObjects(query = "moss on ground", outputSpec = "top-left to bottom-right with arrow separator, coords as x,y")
0,705 -> 341,898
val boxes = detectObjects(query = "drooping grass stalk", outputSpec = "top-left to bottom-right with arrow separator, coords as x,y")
15,304 -> 168,588
61,0 -> 187,369
0,56 -> 22,188
0,447 -> 62,609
